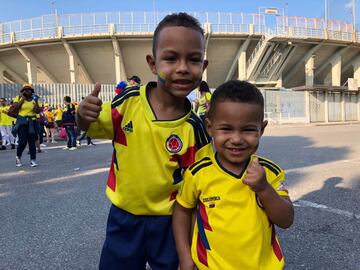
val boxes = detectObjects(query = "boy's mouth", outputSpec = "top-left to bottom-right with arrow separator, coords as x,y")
172,79 -> 193,89
227,147 -> 247,154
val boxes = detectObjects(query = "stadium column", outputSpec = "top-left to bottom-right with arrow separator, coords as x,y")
16,45 -> 57,84
15,45 -> 37,84
62,39 -> 93,84
354,58 -> 360,121
226,38 -> 250,82
305,55 -> 315,86
110,23 -> 126,82
331,55 -> 341,87
353,57 -> 360,86
203,23 -> 211,82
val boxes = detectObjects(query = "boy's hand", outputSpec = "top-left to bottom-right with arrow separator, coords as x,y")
77,83 -> 102,122
242,157 -> 270,193
179,259 -> 198,270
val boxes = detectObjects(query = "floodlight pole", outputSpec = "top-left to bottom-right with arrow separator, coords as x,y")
352,0 -> 356,32
324,0 -> 329,29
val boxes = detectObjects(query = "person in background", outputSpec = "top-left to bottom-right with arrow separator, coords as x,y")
0,98 -> 16,150
127,75 -> 141,86
114,75 -> 141,95
173,80 -> 294,270
44,106 -> 57,144
62,96 -> 77,150
11,85 -> 41,167
54,104 -> 63,129
36,103 -> 47,150
195,80 -> 212,124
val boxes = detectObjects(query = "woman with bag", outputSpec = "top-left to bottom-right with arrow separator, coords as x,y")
11,84 -> 41,167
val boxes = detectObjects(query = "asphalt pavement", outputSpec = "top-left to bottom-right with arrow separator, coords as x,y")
0,123 -> 359,270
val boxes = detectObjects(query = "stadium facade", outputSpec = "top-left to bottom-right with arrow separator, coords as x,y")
0,11 -> 359,123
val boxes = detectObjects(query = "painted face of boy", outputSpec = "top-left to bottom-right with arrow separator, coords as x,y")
207,101 -> 267,175
147,26 -> 208,99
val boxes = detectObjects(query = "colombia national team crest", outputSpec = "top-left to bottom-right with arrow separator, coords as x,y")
166,135 -> 183,153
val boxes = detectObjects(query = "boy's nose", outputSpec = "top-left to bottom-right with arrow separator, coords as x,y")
230,133 -> 244,145
176,59 -> 189,73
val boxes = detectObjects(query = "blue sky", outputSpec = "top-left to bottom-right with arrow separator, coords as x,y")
0,0 -> 357,24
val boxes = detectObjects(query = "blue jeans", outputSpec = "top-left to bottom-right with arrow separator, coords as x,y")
64,125 -> 76,148
16,122 -> 37,160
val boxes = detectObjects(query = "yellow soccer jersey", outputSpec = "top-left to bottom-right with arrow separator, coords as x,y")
0,106 -> 6,125
44,110 -> 55,123
87,82 -> 210,215
177,144 -> 288,270
55,108 -> 63,121
0,106 -> 15,125
197,92 -> 211,115
13,96 -> 37,117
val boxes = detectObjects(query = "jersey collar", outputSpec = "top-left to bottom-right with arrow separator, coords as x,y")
140,81 -> 192,127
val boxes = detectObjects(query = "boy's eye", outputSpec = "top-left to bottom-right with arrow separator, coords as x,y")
190,58 -> 202,63
243,128 -> 258,133
164,56 -> 176,62
218,127 -> 232,131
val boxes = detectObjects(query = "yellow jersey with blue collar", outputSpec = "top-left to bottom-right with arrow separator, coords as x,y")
177,144 -> 288,270
87,82 -> 210,215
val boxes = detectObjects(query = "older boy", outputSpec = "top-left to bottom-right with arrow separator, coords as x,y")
76,13 -> 210,270
173,80 -> 294,270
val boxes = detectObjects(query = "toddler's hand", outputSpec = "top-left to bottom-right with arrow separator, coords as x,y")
242,157 -> 269,193
77,83 -> 102,122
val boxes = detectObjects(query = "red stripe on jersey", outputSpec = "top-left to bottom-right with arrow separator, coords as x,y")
112,108 -> 127,146
199,202 -> 212,231
169,191 -> 178,201
107,155 -> 116,192
197,233 -> 208,267
271,224 -> 283,261
170,145 -> 198,167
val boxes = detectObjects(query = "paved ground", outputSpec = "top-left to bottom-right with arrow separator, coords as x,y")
0,123 -> 359,270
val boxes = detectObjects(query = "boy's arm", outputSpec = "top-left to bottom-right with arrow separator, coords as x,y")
173,202 -> 197,270
76,83 -> 102,131
243,157 -> 294,229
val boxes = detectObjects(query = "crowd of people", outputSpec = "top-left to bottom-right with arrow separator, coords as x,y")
0,87 -> 97,167
1,12 -> 294,270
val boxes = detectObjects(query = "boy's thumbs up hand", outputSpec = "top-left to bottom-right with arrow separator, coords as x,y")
77,83 -> 103,122
91,83 -> 101,97
242,157 -> 269,193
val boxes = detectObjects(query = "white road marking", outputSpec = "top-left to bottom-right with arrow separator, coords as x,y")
35,167 -> 109,185
294,200 -> 360,219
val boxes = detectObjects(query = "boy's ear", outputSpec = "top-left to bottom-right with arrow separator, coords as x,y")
146,54 -> 157,75
260,120 -> 268,136
205,117 -> 213,137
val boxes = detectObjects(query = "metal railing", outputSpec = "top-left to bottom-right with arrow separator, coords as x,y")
0,11 -> 357,45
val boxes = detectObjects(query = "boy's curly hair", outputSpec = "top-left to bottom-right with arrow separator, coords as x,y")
208,80 -> 264,119
152,12 -> 204,56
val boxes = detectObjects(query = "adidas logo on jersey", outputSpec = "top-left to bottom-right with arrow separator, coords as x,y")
123,121 -> 133,132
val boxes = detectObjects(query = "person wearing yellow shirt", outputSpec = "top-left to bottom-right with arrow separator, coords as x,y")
11,85 -> 41,167
195,81 -> 212,124
0,98 -> 16,150
44,107 -> 57,143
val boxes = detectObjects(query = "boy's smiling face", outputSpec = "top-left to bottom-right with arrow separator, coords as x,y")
207,101 -> 267,175
147,26 -> 208,99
